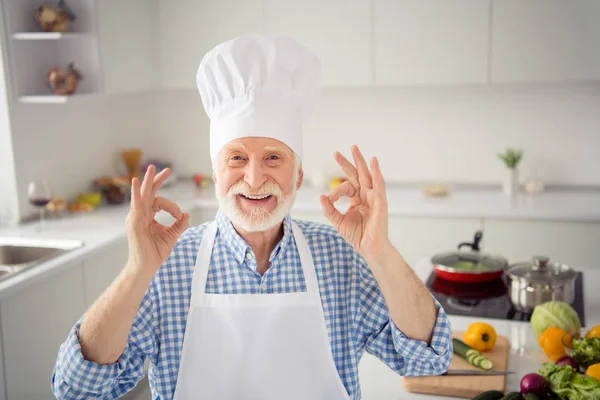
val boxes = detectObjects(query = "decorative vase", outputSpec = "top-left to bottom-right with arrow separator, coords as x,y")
503,168 -> 519,196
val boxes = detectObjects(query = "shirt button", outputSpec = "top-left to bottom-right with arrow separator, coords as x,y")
261,283 -> 267,290
246,253 -> 253,260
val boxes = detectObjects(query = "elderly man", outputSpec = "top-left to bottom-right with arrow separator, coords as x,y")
52,35 -> 452,400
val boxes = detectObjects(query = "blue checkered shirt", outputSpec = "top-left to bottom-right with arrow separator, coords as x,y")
52,210 -> 453,399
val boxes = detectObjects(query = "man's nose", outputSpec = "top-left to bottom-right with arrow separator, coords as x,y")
244,160 -> 267,189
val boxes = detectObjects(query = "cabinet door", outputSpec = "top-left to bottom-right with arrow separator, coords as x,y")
492,0 -> 600,83
0,319 -> 5,400
290,211 -> 330,226
82,239 -> 129,307
388,216 -> 484,268
1,265 -> 87,400
265,0 -> 372,87
375,0 -> 490,86
483,219 -> 600,268
97,0 -> 156,94
158,0 -> 265,89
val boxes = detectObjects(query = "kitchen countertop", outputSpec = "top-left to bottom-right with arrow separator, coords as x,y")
358,259 -> 600,400
0,180 -> 599,299
156,180 -> 600,221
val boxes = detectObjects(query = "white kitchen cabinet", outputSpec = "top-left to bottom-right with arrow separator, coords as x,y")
374,0 -> 490,86
1,264 -> 87,400
82,239 -> 129,308
483,219 -> 600,269
0,319 -> 5,400
290,211 -> 330,226
188,206 -> 218,227
492,0 -> 600,83
289,211 -> 483,268
265,0 -> 372,87
97,0 -> 156,95
157,0 -> 265,89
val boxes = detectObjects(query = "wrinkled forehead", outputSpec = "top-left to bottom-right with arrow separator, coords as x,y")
220,137 -> 296,157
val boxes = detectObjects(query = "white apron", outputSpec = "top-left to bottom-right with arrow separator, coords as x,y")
172,221 -> 350,400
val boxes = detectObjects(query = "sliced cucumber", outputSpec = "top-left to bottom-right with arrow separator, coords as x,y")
453,338 -> 494,370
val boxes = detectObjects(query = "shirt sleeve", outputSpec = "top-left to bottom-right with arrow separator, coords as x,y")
352,250 -> 453,377
51,279 -> 159,399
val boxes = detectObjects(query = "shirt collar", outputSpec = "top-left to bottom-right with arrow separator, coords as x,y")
216,209 -> 294,266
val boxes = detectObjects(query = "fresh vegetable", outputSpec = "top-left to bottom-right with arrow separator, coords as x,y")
520,373 -> 548,397
498,392 -> 522,400
530,301 -> 581,339
472,390 -> 505,400
464,322 -> 498,352
538,327 -> 569,362
586,363 -> 600,381
585,325 -> 600,339
453,338 -> 493,370
556,355 -> 580,371
522,394 -> 539,400
572,337 -> 600,369
539,363 -> 600,399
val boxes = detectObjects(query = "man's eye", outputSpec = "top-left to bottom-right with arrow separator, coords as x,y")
268,155 -> 280,160
231,156 -> 244,161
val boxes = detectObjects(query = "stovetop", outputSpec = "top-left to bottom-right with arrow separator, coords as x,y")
425,271 -> 586,326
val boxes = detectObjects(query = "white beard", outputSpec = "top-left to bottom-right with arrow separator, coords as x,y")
215,167 -> 298,232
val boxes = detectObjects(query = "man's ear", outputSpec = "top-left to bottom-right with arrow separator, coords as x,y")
212,171 -> 217,184
296,166 -> 304,190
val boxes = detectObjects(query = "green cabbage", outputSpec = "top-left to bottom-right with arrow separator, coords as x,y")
530,301 -> 581,338
539,363 -> 600,400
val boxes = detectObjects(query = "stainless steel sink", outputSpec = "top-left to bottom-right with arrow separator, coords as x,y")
0,237 -> 84,283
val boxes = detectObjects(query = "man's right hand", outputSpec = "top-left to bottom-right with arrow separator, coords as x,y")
125,164 -> 190,278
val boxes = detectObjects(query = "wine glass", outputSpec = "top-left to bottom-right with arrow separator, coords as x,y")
28,180 -> 52,230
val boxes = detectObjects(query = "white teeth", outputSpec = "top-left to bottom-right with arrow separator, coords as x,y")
243,194 -> 270,200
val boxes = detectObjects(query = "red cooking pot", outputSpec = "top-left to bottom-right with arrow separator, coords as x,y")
431,231 -> 508,283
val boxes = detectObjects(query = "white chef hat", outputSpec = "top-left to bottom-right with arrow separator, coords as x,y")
196,34 -> 321,163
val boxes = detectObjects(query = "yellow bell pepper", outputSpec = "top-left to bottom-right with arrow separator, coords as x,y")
463,322 -> 497,352
538,326 -> 569,362
586,363 -> 600,381
585,324 -> 600,339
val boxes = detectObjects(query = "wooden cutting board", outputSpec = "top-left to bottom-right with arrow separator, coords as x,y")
402,331 -> 510,398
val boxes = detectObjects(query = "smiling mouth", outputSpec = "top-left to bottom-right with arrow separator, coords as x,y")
239,194 -> 273,202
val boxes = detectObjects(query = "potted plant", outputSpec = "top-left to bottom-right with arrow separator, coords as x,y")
498,148 -> 523,196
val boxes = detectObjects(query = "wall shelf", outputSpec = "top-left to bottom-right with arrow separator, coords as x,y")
12,32 -> 94,40
1,0 -> 104,102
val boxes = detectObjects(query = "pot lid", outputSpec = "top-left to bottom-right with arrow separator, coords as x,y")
508,256 -> 576,283
431,251 -> 508,273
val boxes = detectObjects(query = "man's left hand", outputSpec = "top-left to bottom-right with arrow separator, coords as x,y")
320,145 -> 391,261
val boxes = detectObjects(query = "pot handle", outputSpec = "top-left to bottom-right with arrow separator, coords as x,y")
458,230 -> 483,252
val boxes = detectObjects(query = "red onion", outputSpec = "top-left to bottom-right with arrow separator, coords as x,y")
556,355 -> 580,371
520,373 -> 548,396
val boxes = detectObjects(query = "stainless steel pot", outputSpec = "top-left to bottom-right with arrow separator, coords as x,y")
506,256 -> 577,312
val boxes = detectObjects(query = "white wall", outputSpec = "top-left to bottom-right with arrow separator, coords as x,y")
150,84 -> 600,187
0,4 -> 19,226
9,92 -> 159,221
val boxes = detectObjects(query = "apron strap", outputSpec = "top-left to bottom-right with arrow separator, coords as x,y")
193,221 -> 218,303
291,222 -> 320,294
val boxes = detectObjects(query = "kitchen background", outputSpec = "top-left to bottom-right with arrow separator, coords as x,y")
1,0 -> 599,226
0,1 -> 600,399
